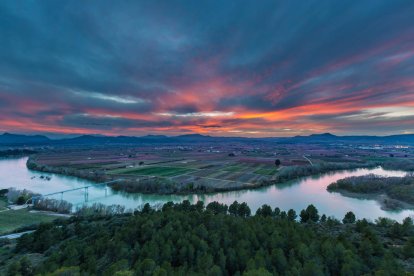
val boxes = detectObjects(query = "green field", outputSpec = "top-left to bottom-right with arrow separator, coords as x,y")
0,209 -> 59,235
223,165 -> 245,172
0,197 -> 7,211
254,168 -> 278,175
364,156 -> 394,162
114,166 -> 195,177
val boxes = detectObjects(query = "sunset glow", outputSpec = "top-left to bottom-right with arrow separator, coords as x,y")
1,1 -> 414,137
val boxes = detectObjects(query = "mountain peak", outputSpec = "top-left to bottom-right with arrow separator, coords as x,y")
310,133 -> 336,137
178,134 -> 210,138
0,132 -> 50,144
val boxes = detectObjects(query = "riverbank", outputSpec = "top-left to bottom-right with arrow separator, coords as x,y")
327,174 -> 414,211
328,189 -> 414,211
27,156 -> 378,195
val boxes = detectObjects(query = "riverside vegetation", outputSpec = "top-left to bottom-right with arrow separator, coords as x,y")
1,201 -> 413,275
327,174 -> 414,210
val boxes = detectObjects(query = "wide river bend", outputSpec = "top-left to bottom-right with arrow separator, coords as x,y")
1,157 -> 413,221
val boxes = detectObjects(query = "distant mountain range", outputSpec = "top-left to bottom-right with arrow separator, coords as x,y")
285,133 -> 414,144
1,132 -> 414,146
0,132 -> 51,144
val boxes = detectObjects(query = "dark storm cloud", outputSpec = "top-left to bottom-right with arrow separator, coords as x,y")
1,0 -> 414,136
60,114 -> 176,130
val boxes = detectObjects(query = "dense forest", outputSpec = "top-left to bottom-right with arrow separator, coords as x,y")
1,201 -> 414,275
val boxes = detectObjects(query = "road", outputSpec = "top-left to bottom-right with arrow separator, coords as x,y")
303,155 -> 314,166
0,230 -> 34,240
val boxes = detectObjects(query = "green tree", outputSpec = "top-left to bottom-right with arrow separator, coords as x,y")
153,267 -> 168,276
104,259 -> 129,276
238,202 -> 251,217
208,265 -> 222,276
342,211 -> 356,224
196,253 -> 214,272
16,195 -> 26,205
402,216 -> 413,234
243,267 -> 272,276
287,209 -> 297,221
115,271 -> 134,276
7,261 -> 21,276
141,203 -> 152,214
271,248 -> 287,274
273,207 -> 281,218
300,205 -> 319,223
135,259 -> 156,275
403,237 -> 414,259
20,257 -> 34,276
302,260 -> 324,276
48,267 -> 81,276
5,200 -> 409,275
275,159 -> 281,167
206,201 -> 228,215
194,201 -> 204,212
340,251 -> 361,276
256,204 -> 272,217
229,201 -> 239,216
376,252 -> 404,275
161,201 -> 174,212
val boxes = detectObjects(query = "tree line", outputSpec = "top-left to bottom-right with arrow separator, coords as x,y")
2,201 -> 414,275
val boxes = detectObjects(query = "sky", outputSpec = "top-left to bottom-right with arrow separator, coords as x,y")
1,0 -> 414,137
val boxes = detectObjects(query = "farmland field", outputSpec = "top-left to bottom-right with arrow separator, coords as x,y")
223,165 -> 245,172
115,166 -> 195,177
254,168 -> 279,175
25,141 -> 414,194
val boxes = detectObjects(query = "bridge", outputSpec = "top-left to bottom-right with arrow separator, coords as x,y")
29,179 -> 124,204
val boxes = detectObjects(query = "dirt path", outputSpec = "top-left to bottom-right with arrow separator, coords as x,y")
303,155 -> 313,166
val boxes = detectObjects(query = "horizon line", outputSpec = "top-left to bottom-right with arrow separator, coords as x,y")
2,131 -> 414,140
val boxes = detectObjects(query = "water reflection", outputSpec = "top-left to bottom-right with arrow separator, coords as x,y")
0,157 -> 413,221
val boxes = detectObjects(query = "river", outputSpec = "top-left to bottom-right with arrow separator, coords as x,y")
1,157 -> 413,221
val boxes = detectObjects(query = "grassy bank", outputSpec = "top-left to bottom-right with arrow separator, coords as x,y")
0,209 -> 59,235
0,196 -> 7,211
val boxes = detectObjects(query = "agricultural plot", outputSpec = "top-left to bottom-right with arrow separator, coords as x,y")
30,141 -> 411,194
239,173 -> 268,183
31,146 -> 286,193
114,166 -> 195,177
254,167 -> 279,175
223,164 -> 246,172
190,169 -> 220,178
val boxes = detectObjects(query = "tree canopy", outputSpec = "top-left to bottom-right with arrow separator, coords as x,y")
2,201 -> 413,275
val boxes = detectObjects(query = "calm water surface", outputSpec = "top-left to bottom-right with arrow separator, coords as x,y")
1,157 -> 413,221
